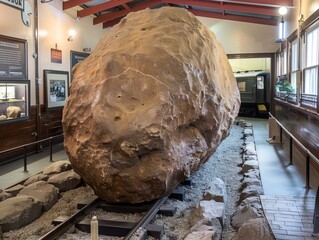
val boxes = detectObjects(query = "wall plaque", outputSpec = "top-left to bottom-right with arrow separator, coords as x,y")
0,35 -> 27,80
0,0 -> 24,10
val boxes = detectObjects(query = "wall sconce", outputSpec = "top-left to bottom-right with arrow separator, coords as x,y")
67,29 -> 76,42
276,7 -> 288,43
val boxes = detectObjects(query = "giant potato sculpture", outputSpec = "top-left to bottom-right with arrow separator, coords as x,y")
62,7 -> 240,203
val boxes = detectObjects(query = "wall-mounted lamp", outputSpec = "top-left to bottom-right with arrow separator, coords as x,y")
67,29 -> 76,42
276,7 -> 288,43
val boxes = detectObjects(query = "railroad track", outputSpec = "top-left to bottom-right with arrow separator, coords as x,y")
38,186 -> 187,239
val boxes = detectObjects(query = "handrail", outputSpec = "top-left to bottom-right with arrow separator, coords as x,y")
269,112 -> 319,165
269,112 -> 319,189
0,134 -> 64,172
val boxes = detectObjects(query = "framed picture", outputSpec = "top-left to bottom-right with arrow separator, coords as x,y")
44,70 -> 69,110
70,50 -> 90,81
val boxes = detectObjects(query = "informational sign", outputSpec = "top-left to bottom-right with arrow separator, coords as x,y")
0,35 -> 27,80
70,51 -> 89,81
70,51 -> 89,70
0,0 -> 24,10
51,48 -> 62,64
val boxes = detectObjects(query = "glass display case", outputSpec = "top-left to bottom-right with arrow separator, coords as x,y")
0,80 -> 30,122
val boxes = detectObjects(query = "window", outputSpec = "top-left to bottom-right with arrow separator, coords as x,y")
290,39 -> 298,92
301,23 -> 319,109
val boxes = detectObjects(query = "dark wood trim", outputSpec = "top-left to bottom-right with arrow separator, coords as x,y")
273,98 -> 319,119
302,7 -> 319,31
227,52 -> 274,59
273,100 -> 319,161
287,29 -> 298,42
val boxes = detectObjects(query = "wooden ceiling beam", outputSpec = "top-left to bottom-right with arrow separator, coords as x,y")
163,0 -> 278,16
77,0 -> 132,18
188,8 -> 277,26
63,0 -> 92,10
93,0 -> 161,25
103,17 -> 122,28
219,0 -> 293,7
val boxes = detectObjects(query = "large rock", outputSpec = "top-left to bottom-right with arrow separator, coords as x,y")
62,7 -> 240,203
18,181 -> 59,211
236,218 -> 274,240
47,170 -> 81,192
0,195 -> 42,232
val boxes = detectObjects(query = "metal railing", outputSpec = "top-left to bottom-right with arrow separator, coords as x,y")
269,113 -> 319,189
0,134 -> 64,173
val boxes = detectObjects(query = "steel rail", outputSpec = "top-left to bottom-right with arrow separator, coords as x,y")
38,196 -> 100,240
124,196 -> 168,240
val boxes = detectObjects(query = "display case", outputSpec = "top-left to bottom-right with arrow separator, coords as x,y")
0,80 -> 30,122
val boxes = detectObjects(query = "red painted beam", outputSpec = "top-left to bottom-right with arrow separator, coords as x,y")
102,18 -> 122,28
93,0 -> 161,25
188,9 -> 277,26
77,0 -> 132,18
63,0 -> 91,10
220,0 -> 293,7
163,0 -> 278,16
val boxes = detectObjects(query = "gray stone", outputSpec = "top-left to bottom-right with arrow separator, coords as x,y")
24,173 -> 49,186
243,128 -> 253,136
242,160 -> 259,173
243,169 -> 260,179
62,7 -> 240,203
243,154 -> 257,162
18,181 -> 59,211
231,205 -> 263,229
42,160 -> 71,175
245,122 -> 253,127
238,120 -> 246,127
0,195 -> 42,232
130,227 -> 147,240
244,135 -> 255,144
47,170 -> 81,192
243,142 -> 257,155
240,196 -> 260,206
203,178 -> 226,202
239,196 -> 262,210
185,218 -> 221,240
193,200 -> 225,226
184,230 -> 218,240
241,178 -> 261,189
236,218 -> 274,240
5,184 -> 25,197
0,190 -> 12,202
240,185 -> 264,202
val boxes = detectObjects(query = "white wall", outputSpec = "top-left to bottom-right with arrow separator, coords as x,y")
229,58 -> 271,72
283,0 -> 319,40
198,17 -> 278,54
37,0 -> 106,104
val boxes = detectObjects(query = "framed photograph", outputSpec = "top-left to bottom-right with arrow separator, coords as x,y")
44,70 -> 69,110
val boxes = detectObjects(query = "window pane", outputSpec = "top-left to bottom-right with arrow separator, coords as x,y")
304,67 -> 318,95
291,72 -> 297,93
283,48 -> 287,74
306,27 -> 319,67
291,40 -> 298,71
